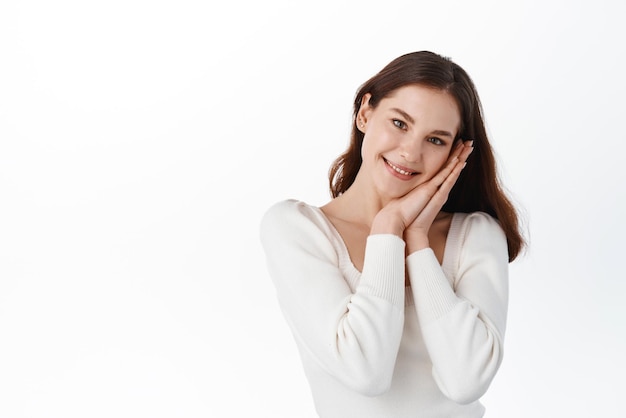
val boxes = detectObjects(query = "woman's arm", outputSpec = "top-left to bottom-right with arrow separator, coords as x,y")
407,212 -> 509,404
260,200 -> 406,396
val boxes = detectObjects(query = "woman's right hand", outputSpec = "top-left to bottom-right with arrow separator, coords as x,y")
370,140 -> 473,238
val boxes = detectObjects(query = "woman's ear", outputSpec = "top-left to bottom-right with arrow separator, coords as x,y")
356,93 -> 372,133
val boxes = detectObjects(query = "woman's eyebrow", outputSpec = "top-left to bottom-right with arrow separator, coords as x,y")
390,108 -> 415,124
431,129 -> 453,138
391,108 -> 453,137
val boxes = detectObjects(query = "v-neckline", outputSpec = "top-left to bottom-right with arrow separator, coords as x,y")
312,205 -> 460,283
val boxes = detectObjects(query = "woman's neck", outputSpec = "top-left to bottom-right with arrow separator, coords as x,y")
324,175 -> 392,228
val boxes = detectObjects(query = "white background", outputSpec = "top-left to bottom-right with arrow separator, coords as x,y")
1,0 -> 625,417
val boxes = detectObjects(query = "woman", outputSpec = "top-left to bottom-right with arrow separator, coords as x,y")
260,51 -> 525,418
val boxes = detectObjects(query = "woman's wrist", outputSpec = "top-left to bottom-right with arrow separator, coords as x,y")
405,231 -> 430,255
370,212 -> 405,237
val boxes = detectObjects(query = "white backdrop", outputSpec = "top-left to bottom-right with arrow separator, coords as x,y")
1,0 -> 625,417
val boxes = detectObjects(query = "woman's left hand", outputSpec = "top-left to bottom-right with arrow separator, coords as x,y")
404,140 -> 474,251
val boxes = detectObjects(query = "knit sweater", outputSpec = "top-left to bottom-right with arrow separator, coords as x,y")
260,199 -> 509,418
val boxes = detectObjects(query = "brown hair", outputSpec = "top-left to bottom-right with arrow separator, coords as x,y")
328,51 -> 526,261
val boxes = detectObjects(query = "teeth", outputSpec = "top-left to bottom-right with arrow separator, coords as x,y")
386,160 -> 414,176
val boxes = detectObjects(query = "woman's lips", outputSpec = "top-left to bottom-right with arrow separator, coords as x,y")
384,158 -> 418,178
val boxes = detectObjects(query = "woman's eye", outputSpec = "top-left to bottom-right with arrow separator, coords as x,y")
392,119 -> 407,130
428,137 -> 444,146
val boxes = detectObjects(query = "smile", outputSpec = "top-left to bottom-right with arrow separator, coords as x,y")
384,158 -> 417,176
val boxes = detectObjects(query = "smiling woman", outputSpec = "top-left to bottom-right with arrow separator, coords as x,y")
355,85 -> 461,204
259,51 -> 525,418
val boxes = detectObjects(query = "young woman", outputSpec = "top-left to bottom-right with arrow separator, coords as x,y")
260,51 -> 525,418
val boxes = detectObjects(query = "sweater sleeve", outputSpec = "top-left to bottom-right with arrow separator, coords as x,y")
406,212 -> 509,404
260,200 -> 406,396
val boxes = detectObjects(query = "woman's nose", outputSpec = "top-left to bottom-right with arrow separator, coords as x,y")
400,139 -> 422,163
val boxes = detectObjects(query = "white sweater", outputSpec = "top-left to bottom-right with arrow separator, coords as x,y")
260,199 -> 509,418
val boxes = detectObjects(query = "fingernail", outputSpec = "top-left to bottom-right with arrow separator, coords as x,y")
466,140 -> 474,147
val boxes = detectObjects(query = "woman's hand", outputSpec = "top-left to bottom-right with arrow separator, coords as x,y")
404,140 -> 474,251
371,140 -> 473,242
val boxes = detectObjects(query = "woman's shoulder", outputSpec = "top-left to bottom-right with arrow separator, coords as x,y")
448,211 -> 508,261
260,199 -> 342,262
456,211 -> 504,233
263,198 -> 316,214
453,211 -> 505,236
440,211 -> 509,283
260,199 -> 333,239
447,211 -> 505,252
261,199 -> 320,226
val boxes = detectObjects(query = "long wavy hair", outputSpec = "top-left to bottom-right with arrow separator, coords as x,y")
328,51 -> 526,261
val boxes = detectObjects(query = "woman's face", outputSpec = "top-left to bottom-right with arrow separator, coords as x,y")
358,84 -> 461,200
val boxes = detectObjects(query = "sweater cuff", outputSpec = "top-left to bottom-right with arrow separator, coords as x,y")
407,248 -> 459,322
358,234 -> 405,309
